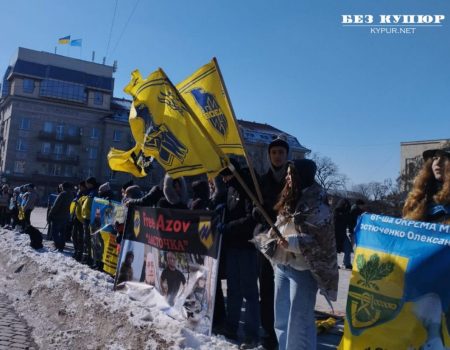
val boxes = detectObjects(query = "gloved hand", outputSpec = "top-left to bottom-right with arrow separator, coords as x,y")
216,222 -> 227,235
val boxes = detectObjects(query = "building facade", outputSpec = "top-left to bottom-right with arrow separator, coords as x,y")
0,48 -> 309,201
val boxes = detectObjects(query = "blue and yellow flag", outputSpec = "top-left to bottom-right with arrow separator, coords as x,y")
177,59 -> 244,156
70,39 -> 82,47
124,69 -> 227,178
58,35 -> 70,44
339,214 -> 450,349
107,144 -> 153,178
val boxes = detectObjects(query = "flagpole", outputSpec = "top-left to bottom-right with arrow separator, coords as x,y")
163,70 -> 285,241
212,57 -> 264,204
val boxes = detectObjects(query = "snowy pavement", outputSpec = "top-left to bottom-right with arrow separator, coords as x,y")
0,294 -> 37,350
0,207 -> 349,349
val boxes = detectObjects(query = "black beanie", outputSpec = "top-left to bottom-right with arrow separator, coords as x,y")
268,136 -> 289,154
292,159 -> 317,189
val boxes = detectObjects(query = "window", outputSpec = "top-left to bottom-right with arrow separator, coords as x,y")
41,142 -> 51,154
64,165 -> 73,177
43,121 -> 54,133
67,125 -> 78,137
91,127 -> 99,139
113,130 -> 122,142
88,147 -> 98,160
55,125 -> 64,140
40,79 -> 86,103
93,91 -> 103,105
66,145 -> 76,156
50,164 -> 62,176
23,79 -> 35,93
54,143 -> 63,160
16,139 -> 27,151
20,117 -> 30,130
14,161 -> 25,174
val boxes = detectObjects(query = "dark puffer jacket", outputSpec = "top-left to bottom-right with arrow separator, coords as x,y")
223,169 -> 257,250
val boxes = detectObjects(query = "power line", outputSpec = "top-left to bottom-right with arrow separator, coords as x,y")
105,0 -> 119,60
110,0 -> 141,57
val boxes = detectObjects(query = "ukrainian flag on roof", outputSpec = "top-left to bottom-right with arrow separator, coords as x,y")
58,35 -> 70,44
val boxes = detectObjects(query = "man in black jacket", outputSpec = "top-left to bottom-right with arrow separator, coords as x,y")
254,136 -> 289,350
49,182 -> 74,252
220,159 -> 260,349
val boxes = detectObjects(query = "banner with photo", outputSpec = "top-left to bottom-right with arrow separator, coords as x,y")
339,213 -> 450,350
90,198 -> 127,276
115,206 -> 221,336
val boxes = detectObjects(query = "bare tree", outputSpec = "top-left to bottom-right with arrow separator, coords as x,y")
351,183 -> 371,200
310,153 -> 348,192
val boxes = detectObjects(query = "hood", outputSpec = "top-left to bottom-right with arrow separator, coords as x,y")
163,174 -> 188,205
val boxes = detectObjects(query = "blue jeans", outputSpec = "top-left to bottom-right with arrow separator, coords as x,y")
225,248 -> 260,340
274,265 -> 318,350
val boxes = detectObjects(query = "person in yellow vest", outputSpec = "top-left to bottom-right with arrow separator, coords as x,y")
70,181 -> 88,261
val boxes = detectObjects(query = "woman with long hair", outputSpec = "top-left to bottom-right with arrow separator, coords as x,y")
403,146 -> 450,224
270,159 -> 338,350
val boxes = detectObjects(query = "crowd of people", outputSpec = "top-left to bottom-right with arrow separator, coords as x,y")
0,139 -> 448,350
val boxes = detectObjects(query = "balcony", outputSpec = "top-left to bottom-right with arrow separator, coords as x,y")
38,131 -> 81,144
36,152 -> 80,165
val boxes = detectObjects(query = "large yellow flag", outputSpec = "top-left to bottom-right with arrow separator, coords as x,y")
123,69 -> 227,178
107,144 -> 152,178
177,59 -> 245,156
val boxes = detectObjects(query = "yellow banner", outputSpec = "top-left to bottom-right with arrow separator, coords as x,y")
107,144 -> 152,178
177,59 -> 245,156
124,69 -> 227,178
100,230 -> 118,276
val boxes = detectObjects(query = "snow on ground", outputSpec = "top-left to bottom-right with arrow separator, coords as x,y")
0,207 -> 237,350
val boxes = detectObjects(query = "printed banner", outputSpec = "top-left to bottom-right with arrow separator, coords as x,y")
90,198 -> 127,276
339,213 -> 450,350
115,206 -> 221,335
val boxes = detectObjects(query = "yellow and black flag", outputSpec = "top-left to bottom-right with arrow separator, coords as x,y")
107,144 -> 152,178
177,59 -> 245,156
123,69 -> 227,178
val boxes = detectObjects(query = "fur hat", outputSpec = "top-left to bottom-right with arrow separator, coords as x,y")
98,182 -> 111,193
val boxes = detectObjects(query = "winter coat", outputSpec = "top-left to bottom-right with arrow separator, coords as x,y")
23,189 -> 39,211
48,190 -> 74,222
222,170 -> 257,250
272,182 -> 339,301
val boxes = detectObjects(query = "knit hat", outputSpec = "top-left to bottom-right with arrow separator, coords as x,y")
61,182 -> 72,190
268,135 -> 289,154
85,177 -> 98,187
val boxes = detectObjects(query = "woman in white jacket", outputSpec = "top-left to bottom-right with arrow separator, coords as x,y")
270,159 -> 338,350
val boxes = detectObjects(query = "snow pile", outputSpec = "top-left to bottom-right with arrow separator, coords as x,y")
0,228 -> 236,350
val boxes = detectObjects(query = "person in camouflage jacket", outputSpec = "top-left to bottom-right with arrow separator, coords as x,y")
270,159 -> 338,350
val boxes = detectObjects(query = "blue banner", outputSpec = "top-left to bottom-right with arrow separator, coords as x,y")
340,213 -> 450,349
